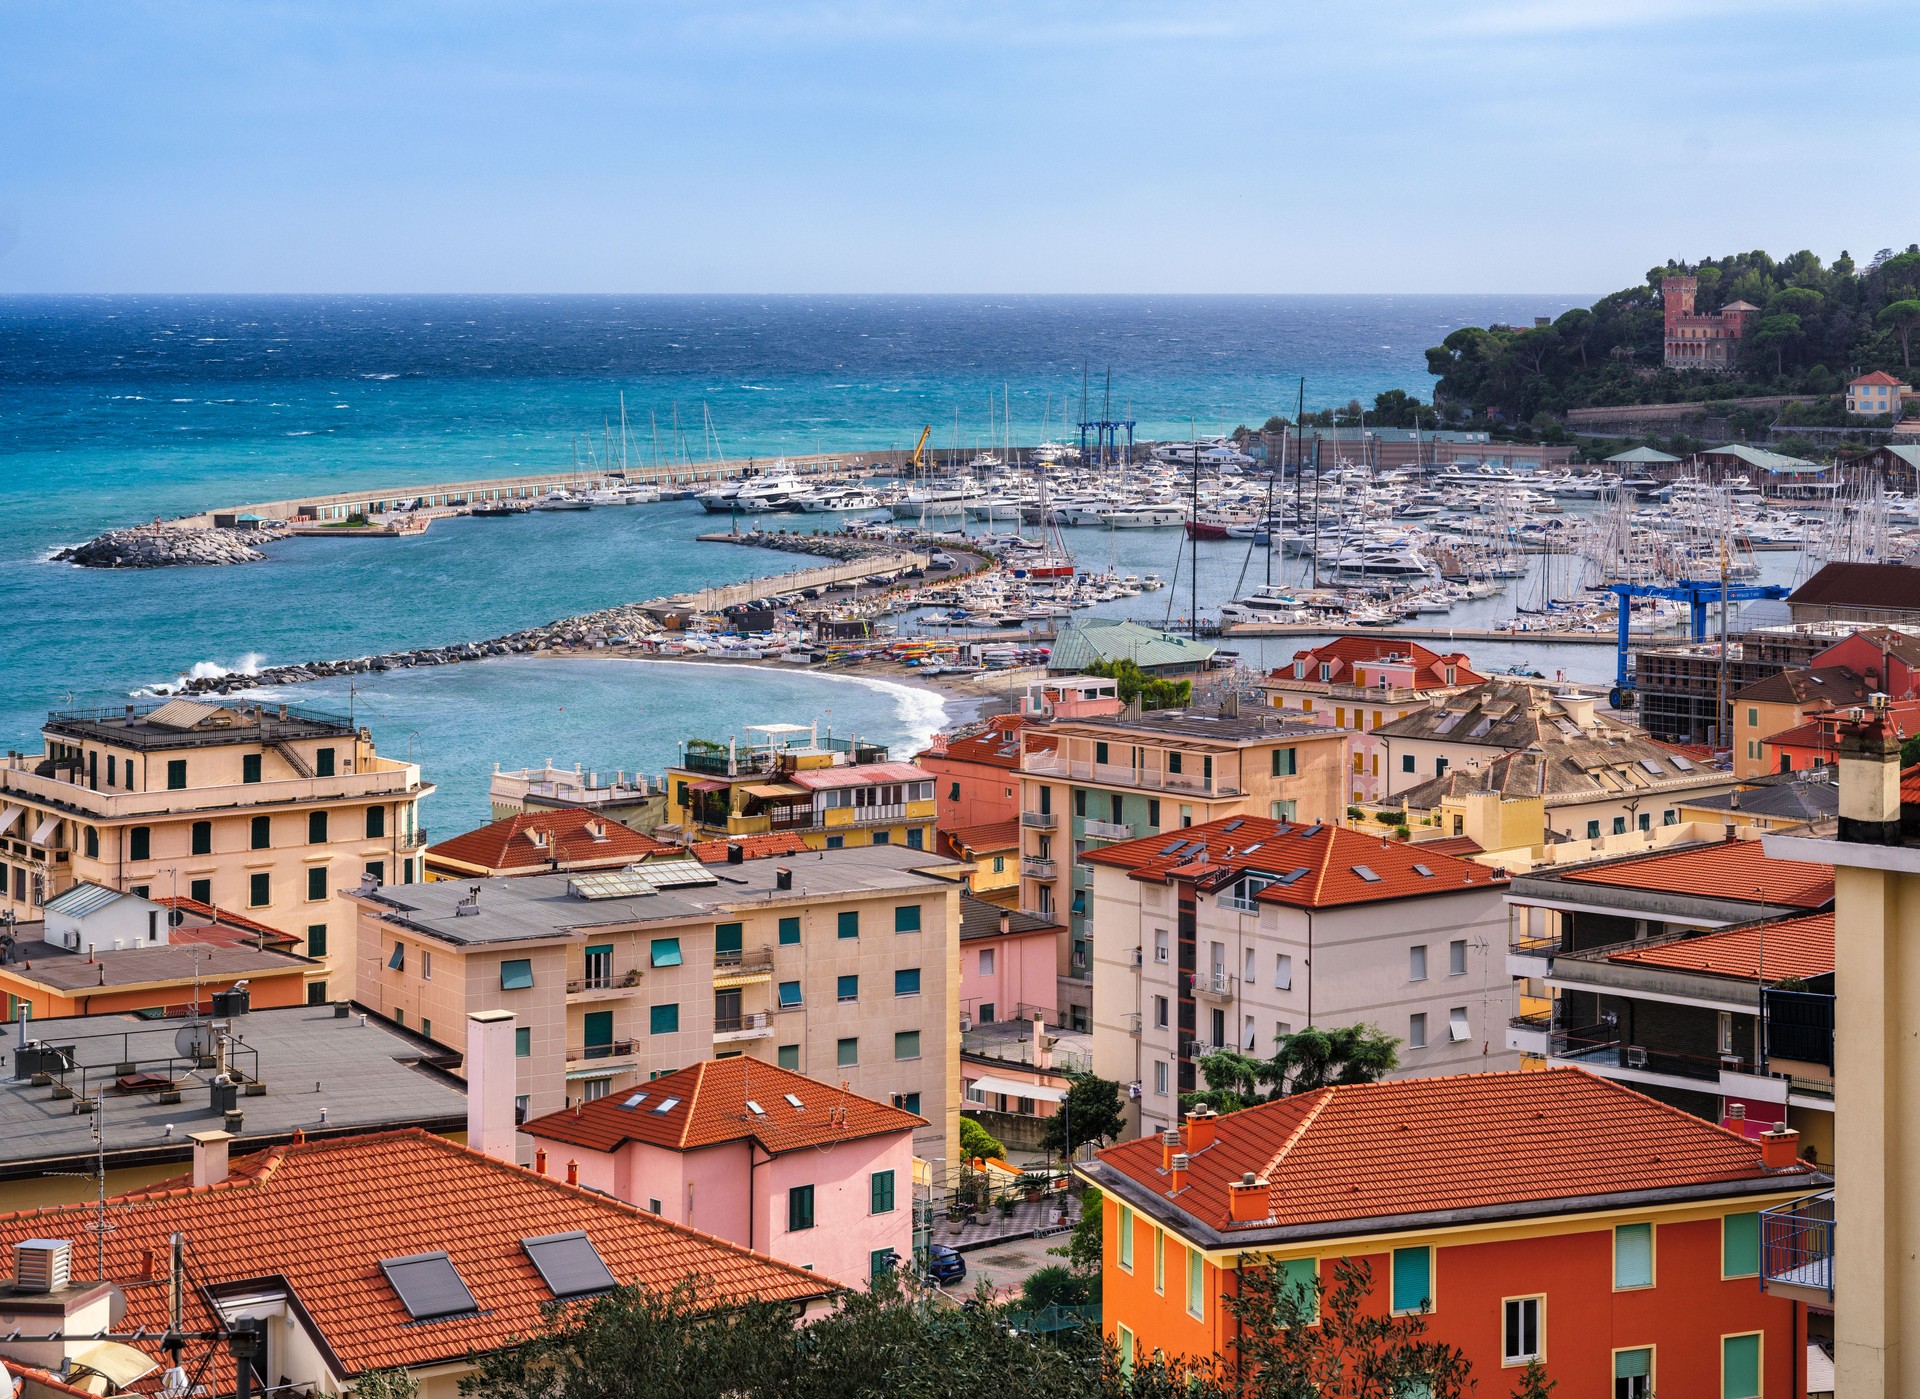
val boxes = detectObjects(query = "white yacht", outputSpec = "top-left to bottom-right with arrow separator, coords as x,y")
1097,504 -> 1185,528
1219,585 -> 1311,624
531,490 -> 592,511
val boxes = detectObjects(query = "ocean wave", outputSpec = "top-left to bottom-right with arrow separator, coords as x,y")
361,372 -> 400,380
171,653 -> 269,687
604,657 -> 948,752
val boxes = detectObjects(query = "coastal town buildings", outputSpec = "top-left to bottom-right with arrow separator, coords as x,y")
345,845 -> 963,1164
1729,627 -> 1920,776
1661,274 -> 1758,370
917,716 -> 1039,833
1846,369 -> 1911,417
1079,816 -> 1512,1134
942,819 -> 1020,897
1016,708 -> 1345,1031
1785,560 -> 1920,627
487,759 -> 667,829
1080,1069 -> 1822,1397
957,891 -> 1061,1031
1258,638 -> 1485,803
0,700 -> 431,1004
424,808 -> 670,880
1044,618 -> 1217,680
523,1058 -> 921,1289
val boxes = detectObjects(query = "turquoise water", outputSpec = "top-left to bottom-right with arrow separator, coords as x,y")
0,293 -> 1591,824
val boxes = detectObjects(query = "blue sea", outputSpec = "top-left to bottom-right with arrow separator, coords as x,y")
0,294 -> 1590,822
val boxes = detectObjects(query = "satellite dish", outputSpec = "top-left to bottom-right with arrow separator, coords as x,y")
174,1024 -> 212,1059
168,909 -> 186,927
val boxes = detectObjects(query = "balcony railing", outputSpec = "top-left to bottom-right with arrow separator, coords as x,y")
1081,819 -> 1134,841
568,1039 -> 636,1062
714,1012 -> 774,1041
1192,970 -> 1236,1003
714,946 -> 776,975
1024,858 -> 1058,880
1549,1026 -> 1748,1084
1216,893 -> 1260,913
1761,1192 -> 1833,1301
0,761 -> 426,822
1020,810 -> 1056,830
1020,753 -> 1228,797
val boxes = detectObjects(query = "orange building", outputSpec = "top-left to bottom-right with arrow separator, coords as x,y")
424,807 -> 672,880
1662,275 -> 1758,370
918,716 -> 1044,832
1079,1068 -> 1820,1397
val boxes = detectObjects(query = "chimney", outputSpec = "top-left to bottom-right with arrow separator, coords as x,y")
1160,1128 -> 1183,1172
1184,1105 -> 1218,1153
534,1147 -> 548,1176
998,911 -> 1011,936
727,842 -> 745,864
465,1010 -> 519,1162
188,1129 -> 235,1188
1228,1172 -> 1269,1223
775,866 -> 793,891
1169,1152 -> 1190,1193
1759,1126 -> 1802,1169
1837,709 -> 1903,845
566,1159 -> 580,1186
1031,1013 -> 1048,1069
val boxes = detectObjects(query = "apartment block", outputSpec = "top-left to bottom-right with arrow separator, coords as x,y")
1081,816 -> 1513,1136
346,846 -> 964,1164
0,699 -> 431,1001
1016,708 -> 1346,1030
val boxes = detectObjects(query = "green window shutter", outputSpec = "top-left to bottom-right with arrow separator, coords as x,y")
788,1185 -> 814,1231
1117,1205 -> 1134,1269
315,747 -> 335,777
84,827 -> 99,858
129,827 -> 150,861
307,867 -> 327,901
649,1003 -> 679,1035
1186,1245 -> 1203,1316
715,922 -> 743,955
837,1037 -> 858,1066
894,904 -> 921,933
1095,742 -> 1109,765
1614,1348 -> 1652,1380
778,916 -> 801,945
1614,1223 -> 1653,1288
306,924 -> 328,958
777,1044 -> 800,1070
366,805 -> 385,838
778,981 -> 802,1007
1279,1257 -> 1317,1317
500,959 -> 534,990
1722,1334 -> 1760,1399
650,937 -> 683,967
190,878 -> 211,905
191,821 -> 212,855
838,974 -> 859,1001
249,872 -> 270,907
243,754 -> 261,784
1390,1246 -> 1431,1313
894,968 -> 920,996
251,816 -> 270,850
1723,1212 -> 1760,1277
893,1030 -> 920,1060
167,759 -> 187,790
837,910 -> 859,939
870,1170 -> 895,1214
515,1027 -> 530,1057
308,811 -> 328,844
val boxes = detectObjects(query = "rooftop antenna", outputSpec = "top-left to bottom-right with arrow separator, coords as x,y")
86,1092 -> 113,1279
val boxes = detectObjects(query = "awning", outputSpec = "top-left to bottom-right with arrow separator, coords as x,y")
564,1067 -> 620,1082
968,1075 -> 1067,1103
688,779 -> 730,793
30,815 -> 59,845
742,783 -> 806,799
0,807 -> 21,836
712,970 -> 772,989
71,1341 -> 159,1387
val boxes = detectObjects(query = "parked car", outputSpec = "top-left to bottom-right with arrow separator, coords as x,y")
925,1243 -> 967,1286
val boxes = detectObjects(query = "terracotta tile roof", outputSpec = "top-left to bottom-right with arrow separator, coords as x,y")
1270,637 -> 1484,690
958,891 -> 1061,942
523,1058 -> 924,1156
1789,562 -> 1920,613
944,818 -> 1018,855
1852,370 -> 1907,386
688,831 -> 812,863
0,1130 -> 829,1384
427,810 -> 671,875
1080,816 -> 1505,909
1555,837 -> 1833,909
786,762 -> 930,790
1733,665 -> 1871,708
153,897 -> 301,949
1093,1067 -> 1812,1235
921,716 -> 1036,770
1419,835 -> 1484,857
1605,912 -> 1834,982
1902,761 -> 1920,805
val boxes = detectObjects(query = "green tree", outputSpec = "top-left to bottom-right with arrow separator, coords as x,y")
1510,1358 -> 1558,1398
1044,1071 -> 1129,1156
1021,1264 -> 1096,1310
1879,300 -> 1920,370
1749,313 -> 1802,375
1083,657 -> 1192,711
1052,1184 -> 1106,1273
1184,1024 -> 1400,1114
355,1371 -> 421,1399
959,1116 -> 1006,1163
1553,307 -> 1595,366
1225,1255 -> 1475,1399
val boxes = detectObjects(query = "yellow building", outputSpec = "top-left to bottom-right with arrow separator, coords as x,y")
0,699 -> 431,1001
664,723 -> 937,851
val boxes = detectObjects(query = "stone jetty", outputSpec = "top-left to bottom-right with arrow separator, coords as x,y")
56,523 -> 291,568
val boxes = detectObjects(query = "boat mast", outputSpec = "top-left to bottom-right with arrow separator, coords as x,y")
1190,420 -> 1201,636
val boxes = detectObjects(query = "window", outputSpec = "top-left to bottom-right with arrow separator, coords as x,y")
1613,1348 -> 1654,1399
826,835 -> 843,849
243,754 -> 262,784
838,974 -> 859,1002
1154,928 -> 1169,962
1185,1244 -> 1204,1319
191,821 -> 212,855
1095,741 -> 1109,765
307,866 -> 328,901
365,860 -> 384,885
167,759 -> 187,790
1408,1013 -> 1427,1049
650,1003 -> 680,1034
307,981 -> 327,1005
1503,1297 -> 1542,1365
1664,808 -> 1677,826
1275,954 -> 1293,989
778,915 -> 801,945
1402,753 -> 1415,773
894,904 -> 921,933
777,1044 -> 800,1070
82,826 -> 99,859
1448,1007 -> 1471,1042
838,911 -> 859,939
872,830 -> 890,845
894,968 -> 921,997
787,1185 -> 815,1232
949,781 -> 961,802
1637,811 -> 1651,832
650,938 -> 683,968
1074,788 -> 1089,817
1586,820 -> 1601,840
315,747 -> 335,777
1154,1060 -> 1168,1095
1747,707 -> 1758,727
515,1027 -> 530,1057
1448,939 -> 1467,976
305,922 -> 327,957
1117,1326 -> 1134,1379
978,1002 -> 995,1023
1610,815 -> 1626,835
1720,1327 -> 1758,1397
1614,1223 -> 1653,1289
366,805 -> 386,838
837,1037 -> 858,1067
1390,1246 -> 1431,1314
250,815 -> 270,850
583,943 -> 612,988
129,826 -> 151,862
1409,945 -> 1428,981
307,810 -> 328,844
991,853 -> 1004,873
778,980 -> 803,1007
895,1091 -> 921,1113
1117,1205 -> 1134,1271
1722,1212 -> 1760,1278
715,922 -> 743,957
894,1030 -> 920,1060
1434,757 -> 1448,777
1153,995 -> 1169,1029
1271,747 -> 1297,777
249,872 -> 270,907
871,1169 -> 896,1214
387,941 -> 406,971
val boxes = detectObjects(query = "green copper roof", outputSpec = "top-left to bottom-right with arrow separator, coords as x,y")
1047,618 -> 1216,672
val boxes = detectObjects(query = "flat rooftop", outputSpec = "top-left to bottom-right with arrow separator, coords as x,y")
0,1003 -> 468,1178
2,935 -> 308,992
43,700 -> 357,752
1053,710 -> 1330,743
363,844 -> 964,947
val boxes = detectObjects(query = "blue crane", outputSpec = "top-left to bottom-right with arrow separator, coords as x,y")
1607,579 -> 1790,708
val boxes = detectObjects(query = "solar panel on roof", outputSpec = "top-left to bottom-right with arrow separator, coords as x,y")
380,1251 -> 479,1320
625,859 -> 721,891
1221,819 -> 1244,833
652,1097 -> 680,1114
621,1093 -> 648,1109
1351,864 -> 1383,882
1669,754 -> 1695,771
784,1093 -> 804,1109
1159,839 -> 1186,855
1638,759 -> 1665,777
567,870 -> 660,901
1274,866 -> 1311,885
521,1231 -> 618,1300
1412,864 -> 1434,878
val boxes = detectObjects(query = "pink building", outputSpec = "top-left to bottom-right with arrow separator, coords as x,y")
521,1057 -> 922,1289
959,893 -> 1062,1028
1662,274 -> 1757,370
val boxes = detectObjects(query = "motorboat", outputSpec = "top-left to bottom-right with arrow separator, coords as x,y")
530,491 -> 592,511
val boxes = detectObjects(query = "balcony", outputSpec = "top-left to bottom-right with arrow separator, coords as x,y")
1215,893 -> 1260,914
1760,1192 -> 1833,1305
713,947 -> 776,985
567,1039 -> 636,1065
566,973 -> 636,1002
1126,1012 -> 1142,1036
1192,970 -> 1236,1004
1505,935 -> 1558,981
713,1012 -> 774,1044
1024,858 -> 1058,881
1020,752 -> 1227,797
0,757 -> 428,823
1507,1010 -> 1551,1057
1081,819 -> 1134,842
1020,810 -> 1057,831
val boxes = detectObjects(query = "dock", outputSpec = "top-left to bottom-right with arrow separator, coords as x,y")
1218,622 -> 1625,646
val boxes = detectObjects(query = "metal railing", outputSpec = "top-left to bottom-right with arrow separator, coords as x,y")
714,1012 -> 772,1036
1081,819 -> 1134,841
1192,969 -> 1236,1002
1548,1026 -> 1740,1084
714,947 -> 776,975
1761,1192 -> 1833,1300
568,1039 -> 636,1062
1020,810 -> 1056,830
1024,858 -> 1058,880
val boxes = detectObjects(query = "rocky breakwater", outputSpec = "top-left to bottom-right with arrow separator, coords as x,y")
56,523 -> 291,568
700,527 -> 901,562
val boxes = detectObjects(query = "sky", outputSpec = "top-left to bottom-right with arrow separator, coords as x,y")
0,0 -> 1913,294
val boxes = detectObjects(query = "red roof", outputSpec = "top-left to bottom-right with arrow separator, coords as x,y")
920,715 -> 1037,770
1270,636 -> 1483,691
1902,761 -> 1920,805
523,1058 -> 924,1156
1556,837 -> 1833,909
0,1130 -> 827,1383
1419,835 -> 1484,857
1606,912 -> 1834,982
153,896 -> 301,949
689,831 -> 812,863
1852,370 -> 1906,387
943,818 -> 1019,855
427,809 -> 671,874
1080,816 -> 1505,909
1093,1067 -> 1812,1234
787,762 -> 930,790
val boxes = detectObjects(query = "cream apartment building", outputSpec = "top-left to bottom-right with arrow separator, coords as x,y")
1016,706 -> 1345,1031
1080,815 -> 1514,1138
346,845 -> 964,1164
0,699 -> 430,1001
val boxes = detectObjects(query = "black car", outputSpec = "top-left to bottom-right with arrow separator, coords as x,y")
925,1243 -> 967,1286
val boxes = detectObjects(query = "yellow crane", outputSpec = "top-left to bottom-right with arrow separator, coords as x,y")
908,425 -> 931,472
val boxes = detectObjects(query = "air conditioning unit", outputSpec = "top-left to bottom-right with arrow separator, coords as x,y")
1126,1081 -> 1142,1100
13,1239 -> 71,1293
1129,947 -> 1143,967
1625,1046 -> 1648,1069
958,1016 -> 973,1033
